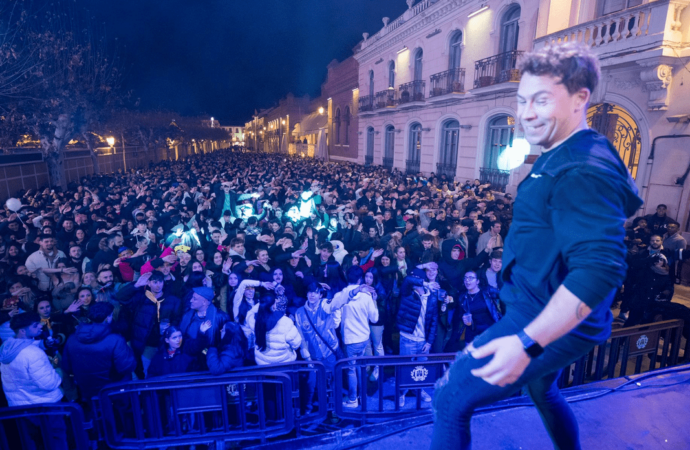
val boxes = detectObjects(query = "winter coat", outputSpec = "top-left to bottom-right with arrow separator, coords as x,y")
179,304 -> 229,357
253,316 -> 302,366
206,322 -> 247,375
147,348 -> 196,378
0,338 -> 63,406
396,276 -> 439,346
62,322 -> 136,401
438,240 -> 489,297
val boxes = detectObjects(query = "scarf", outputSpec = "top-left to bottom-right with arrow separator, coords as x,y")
41,318 -> 52,330
145,290 -> 165,321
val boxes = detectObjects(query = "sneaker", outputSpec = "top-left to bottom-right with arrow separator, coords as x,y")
399,394 -> 406,407
421,390 -> 432,402
369,367 -> 379,382
343,398 -> 359,408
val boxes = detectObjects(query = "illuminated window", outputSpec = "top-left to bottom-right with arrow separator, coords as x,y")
485,115 -> 515,170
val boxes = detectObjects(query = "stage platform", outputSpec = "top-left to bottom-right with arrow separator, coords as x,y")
249,364 -> 690,450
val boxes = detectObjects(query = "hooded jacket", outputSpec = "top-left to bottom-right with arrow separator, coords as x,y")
62,322 -> 136,401
438,240 -> 489,297
0,338 -> 63,406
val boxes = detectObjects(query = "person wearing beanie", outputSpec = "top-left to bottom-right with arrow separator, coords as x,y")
179,285 -> 229,369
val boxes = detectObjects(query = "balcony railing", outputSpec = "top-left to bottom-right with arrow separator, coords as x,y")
473,50 -> 524,89
406,159 -> 420,174
365,154 -> 374,166
429,68 -> 466,97
359,95 -> 374,113
382,156 -> 394,169
398,80 -> 425,104
375,89 -> 397,109
479,167 -> 510,192
436,163 -> 456,179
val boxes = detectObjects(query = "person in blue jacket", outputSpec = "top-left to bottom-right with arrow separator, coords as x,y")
431,44 -> 643,449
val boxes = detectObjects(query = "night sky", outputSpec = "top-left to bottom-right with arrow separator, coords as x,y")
81,0 -> 407,125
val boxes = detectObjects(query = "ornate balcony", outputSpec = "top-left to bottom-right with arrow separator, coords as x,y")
429,68 -> 466,99
398,80 -> 425,107
358,95 -> 374,114
436,163 -> 456,179
375,89 -> 397,109
406,159 -> 420,174
473,50 -> 523,90
479,167 -> 510,192
382,156 -> 394,169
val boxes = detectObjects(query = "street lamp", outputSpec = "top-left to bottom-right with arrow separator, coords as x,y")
318,107 -> 325,115
106,136 -> 115,147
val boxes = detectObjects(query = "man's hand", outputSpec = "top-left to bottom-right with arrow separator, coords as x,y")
469,335 -> 530,387
135,272 -> 152,288
162,254 -> 178,264
200,320 -> 212,333
421,343 -> 431,354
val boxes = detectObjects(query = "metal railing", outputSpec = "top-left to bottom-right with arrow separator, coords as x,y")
473,50 -> 524,89
375,89 -> 397,109
0,403 -> 90,450
479,167 -> 510,192
406,159 -> 420,174
358,95 -> 374,113
429,68 -> 466,97
365,154 -> 374,166
383,156 -> 394,169
398,80 -> 426,104
558,319 -> 685,387
436,162 -> 456,179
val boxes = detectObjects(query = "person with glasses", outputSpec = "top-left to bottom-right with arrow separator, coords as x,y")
444,271 -> 502,353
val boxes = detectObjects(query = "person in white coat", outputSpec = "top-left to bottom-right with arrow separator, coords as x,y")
0,312 -> 63,406
251,293 -> 301,366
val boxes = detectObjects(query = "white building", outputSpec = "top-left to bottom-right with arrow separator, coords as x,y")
354,0 -> 690,227
221,126 -> 245,146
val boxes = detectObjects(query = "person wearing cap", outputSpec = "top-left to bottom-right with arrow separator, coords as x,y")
179,286 -> 229,368
62,302 -> 136,413
114,271 -> 182,378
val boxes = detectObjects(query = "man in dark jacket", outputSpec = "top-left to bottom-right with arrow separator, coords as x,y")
206,322 -> 247,375
115,271 -> 182,379
396,270 -> 440,406
180,287 -> 228,369
62,302 -> 135,413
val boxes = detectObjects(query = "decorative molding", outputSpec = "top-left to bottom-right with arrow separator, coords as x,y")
426,28 -> 442,39
612,78 -> 641,91
639,64 -> 673,111
375,58 -> 384,65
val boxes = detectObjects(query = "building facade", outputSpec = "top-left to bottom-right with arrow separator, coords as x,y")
323,57 -> 360,161
221,126 -> 245,146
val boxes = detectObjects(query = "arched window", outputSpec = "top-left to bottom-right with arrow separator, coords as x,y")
343,106 -> 350,145
366,127 -> 375,165
369,70 -> 375,98
484,115 -> 515,170
499,6 -> 521,54
388,61 -> 395,88
438,120 -> 460,178
334,108 -> 341,145
407,123 -> 422,174
587,103 -> 641,178
414,50 -> 423,81
384,125 -> 395,169
449,32 -> 462,70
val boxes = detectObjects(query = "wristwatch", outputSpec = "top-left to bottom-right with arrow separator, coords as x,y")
517,330 -> 544,358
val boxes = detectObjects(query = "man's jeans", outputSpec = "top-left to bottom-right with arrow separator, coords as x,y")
430,312 -> 595,450
399,335 -> 429,398
345,341 -> 369,402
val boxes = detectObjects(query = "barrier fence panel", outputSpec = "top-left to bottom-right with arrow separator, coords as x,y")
98,372 -> 294,449
0,403 -> 90,450
333,354 -> 457,425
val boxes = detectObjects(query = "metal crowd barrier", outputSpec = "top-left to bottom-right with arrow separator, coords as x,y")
0,403 -> 90,450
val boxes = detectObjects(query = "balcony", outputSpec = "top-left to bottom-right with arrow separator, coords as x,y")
436,163 -> 456,180
375,89 -> 397,109
397,81 -> 426,108
406,159 -> 420,174
472,50 -> 524,92
358,95 -> 375,115
382,156 -> 394,170
479,167 -> 510,192
429,68 -> 466,102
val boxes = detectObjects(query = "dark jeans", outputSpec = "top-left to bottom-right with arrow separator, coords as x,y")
430,312 -> 596,450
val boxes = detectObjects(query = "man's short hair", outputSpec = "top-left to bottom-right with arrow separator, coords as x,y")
657,204 -> 667,209
230,238 -> 244,247
668,220 -> 680,227
490,249 -> 503,260
10,312 -> 41,332
97,268 -> 112,278
88,302 -> 114,323
347,266 -> 364,284
149,271 -> 165,282
519,43 -> 600,95
421,234 -> 434,242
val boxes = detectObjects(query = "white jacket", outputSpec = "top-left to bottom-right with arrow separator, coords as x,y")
253,316 -> 302,366
0,338 -> 63,406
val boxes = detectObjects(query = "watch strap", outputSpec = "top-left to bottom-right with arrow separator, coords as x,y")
517,330 -> 544,358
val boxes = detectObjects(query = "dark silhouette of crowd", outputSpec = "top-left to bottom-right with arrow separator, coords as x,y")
0,149 -> 687,414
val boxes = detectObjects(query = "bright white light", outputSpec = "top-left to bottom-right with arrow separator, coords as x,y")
318,107 -> 325,115
106,137 -> 115,147
497,138 -> 531,171
468,5 -> 489,18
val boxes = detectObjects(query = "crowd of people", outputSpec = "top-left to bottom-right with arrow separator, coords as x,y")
0,149 -> 687,415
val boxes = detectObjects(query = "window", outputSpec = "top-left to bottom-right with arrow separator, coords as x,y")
439,120 -> 460,170
484,115 -> 515,170
587,103 -> 641,178
449,32 -> 462,70
384,125 -> 395,169
366,127 -> 375,165
344,106 -> 350,145
414,50 -> 423,81
334,108 -> 341,144
369,70 -> 375,98
388,62 -> 395,88
499,6 -> 521,54
599,0 -> 643,16
408,123 -> 422,173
